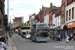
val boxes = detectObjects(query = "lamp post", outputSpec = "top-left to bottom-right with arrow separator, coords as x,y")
7,0 -> 9,23
7,0 -> 13,23
65,0 -> 67,37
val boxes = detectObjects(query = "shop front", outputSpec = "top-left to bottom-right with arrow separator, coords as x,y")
50,26 -> 61,40
67,21 -> 75,35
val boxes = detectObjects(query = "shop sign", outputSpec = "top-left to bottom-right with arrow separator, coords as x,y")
68,22 -> 73,26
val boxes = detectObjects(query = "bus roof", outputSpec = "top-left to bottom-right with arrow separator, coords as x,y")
31,23 -> 47,26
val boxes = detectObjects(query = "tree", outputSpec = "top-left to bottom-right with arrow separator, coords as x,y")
15,25 -> 23,29
24,23 -> 27,26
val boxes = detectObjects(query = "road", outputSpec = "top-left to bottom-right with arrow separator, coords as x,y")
12,34 -> 75,50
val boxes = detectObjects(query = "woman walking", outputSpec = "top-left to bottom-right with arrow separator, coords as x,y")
58,33 -> 61,41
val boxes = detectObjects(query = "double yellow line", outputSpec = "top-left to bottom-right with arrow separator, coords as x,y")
11,38 -> 17,50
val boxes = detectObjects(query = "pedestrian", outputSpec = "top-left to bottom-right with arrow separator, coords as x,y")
58,33 -> 61,41
9,31 -> 12,37
69,33 -> 73,41
66,34 -> 70,43
60,34 -> 63,41
0,37 -> 8,50
73,32 -> 75,41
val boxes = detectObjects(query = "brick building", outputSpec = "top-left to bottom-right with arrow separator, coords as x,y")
29,13 -> 36,26
0,0 -> 5,35
61,0 -> 66,27
39,5 -> 49,23
34,14 -> 39,23
44,3 -> 55,26
13,17 -> 24,28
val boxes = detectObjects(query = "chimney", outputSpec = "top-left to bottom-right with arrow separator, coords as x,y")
50,3 -> 53,8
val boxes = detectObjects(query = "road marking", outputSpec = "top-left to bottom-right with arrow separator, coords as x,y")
11,38 -> 15,45
13,46 -> 17,50
13,42 -> 15,45
11,38 -> 17,50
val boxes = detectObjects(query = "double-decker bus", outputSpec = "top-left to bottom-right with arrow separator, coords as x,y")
20,26 -> 31,38
31,23 -> 49,42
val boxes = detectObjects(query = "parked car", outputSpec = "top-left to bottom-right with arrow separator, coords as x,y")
25,34 -> 31,39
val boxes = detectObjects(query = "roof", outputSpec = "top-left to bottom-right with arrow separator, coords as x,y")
49,7 -> 60,13
55,7 -> 61,17
31,23 -> 47,26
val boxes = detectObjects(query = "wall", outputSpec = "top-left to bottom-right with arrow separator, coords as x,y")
44,14 -> 49,25
66,2 -> 75,23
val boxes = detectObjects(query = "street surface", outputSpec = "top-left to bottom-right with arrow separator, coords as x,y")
12,34 -> 75,50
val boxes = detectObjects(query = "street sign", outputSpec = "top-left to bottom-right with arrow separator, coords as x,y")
53,24 -> 55,26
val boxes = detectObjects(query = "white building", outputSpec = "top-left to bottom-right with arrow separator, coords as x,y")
31,16 -> 35,25
65,1 -> 75,34
44,14 -> 49,26
66,2 -> 75,23
55,15 -> 61,27
52,9 -> 61,29
52,13 -> 56,28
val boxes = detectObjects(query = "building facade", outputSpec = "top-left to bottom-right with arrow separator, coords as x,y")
39,5 -> 49,23
34,14 -> 39,23
13,17 -> 23,28
61,0 -> 66,29
0,0 -> 5,35
49,7 -> 59,29
44,14 -> 49,26
28,13 -> 36,26
66,0 -> 75,35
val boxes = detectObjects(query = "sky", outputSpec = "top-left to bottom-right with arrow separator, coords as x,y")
5,0 -> 61,23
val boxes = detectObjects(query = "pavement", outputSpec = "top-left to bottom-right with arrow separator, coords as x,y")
7,35 -> 12,50
49,38 -> 75,43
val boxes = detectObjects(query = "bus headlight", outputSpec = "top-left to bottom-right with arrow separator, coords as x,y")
48,32 -> 50,34
35,33 -> 37,36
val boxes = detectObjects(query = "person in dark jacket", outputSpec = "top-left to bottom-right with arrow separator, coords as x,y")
73,32 -> 75,41
60,34 -> 63,41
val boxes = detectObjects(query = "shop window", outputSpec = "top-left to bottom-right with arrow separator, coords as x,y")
72,7 -> 74,19
66,11 -> 68,21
